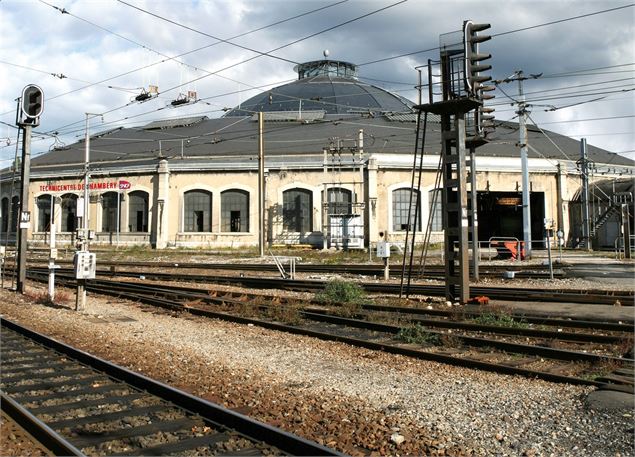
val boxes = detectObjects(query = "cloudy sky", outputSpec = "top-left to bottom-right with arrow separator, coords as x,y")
1,0 -> 633,168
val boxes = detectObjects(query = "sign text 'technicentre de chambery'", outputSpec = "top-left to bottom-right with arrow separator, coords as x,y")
38,180 -> 131,192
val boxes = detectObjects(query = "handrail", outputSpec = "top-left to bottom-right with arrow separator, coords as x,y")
488,237 -> 521,261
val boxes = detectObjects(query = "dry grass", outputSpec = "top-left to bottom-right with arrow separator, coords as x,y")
264,303 -> 303,325
617,335 -> 634,358
25,289 -> 73,306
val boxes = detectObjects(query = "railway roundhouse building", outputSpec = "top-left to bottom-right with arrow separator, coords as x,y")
2,59 -> 633,251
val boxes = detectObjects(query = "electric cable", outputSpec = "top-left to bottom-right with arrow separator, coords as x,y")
358,3 -> 634,66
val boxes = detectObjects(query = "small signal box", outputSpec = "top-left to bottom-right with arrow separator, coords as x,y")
376,241 -> 390,258
74,251 -> 96,279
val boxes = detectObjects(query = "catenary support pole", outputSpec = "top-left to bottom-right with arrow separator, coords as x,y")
469,146 -> 479,281
16,124 -> 32,294
580,138 -> 591,250
76,113 -> 96,311
48,223 -> 56,301
258,112 -> 265,257
517,72 -> 532,259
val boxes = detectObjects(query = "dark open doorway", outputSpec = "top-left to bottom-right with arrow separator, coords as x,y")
477,191 -> 546,248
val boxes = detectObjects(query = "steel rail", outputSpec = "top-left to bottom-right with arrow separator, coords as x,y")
115,292 -> 614,387
24,274 -> 630,387
0,392 -> 84,456
27,271 -> 634,342
89,279 -> 631,346
34,271 -> 632,343
27,267 -> 634,305
296,310 -> 631,363
358,303 -> 635,331
304,308 -> 628,344
0,318 -> 342,457
26,259 -> 565,278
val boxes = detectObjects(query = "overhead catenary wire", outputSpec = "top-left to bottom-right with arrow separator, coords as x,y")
8,2 -> 631,144
3,3 -> 634,164
27,0 -> 406,140
358,4 -> 635,66
157,0 -> 408,95
0,0 -> 348,119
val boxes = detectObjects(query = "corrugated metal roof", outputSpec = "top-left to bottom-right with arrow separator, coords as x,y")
10,114 -> 633,179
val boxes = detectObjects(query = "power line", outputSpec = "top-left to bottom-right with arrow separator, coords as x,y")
118,0 -> 301,65
520,77 -> 635,96
541,62 -> 635,78
0,0 -> 347,118
158,0 -> 407,94
358,3 -> 635,66
37,0 -> 407,137
528,115 -> 635,125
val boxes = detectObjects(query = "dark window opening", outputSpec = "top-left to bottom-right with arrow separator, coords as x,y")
128,191 -> 149,232
61,194 -> 77,232
184,190 -> 212,232
283,188 -> 312,232
392,188 -> 421,232
221,190 -> 249,232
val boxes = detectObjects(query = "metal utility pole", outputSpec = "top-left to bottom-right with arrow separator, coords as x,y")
76,113 -> 101,311
495,71 -> 541,259
579,138 -> 591,250
15,84 -> 44,294
469,146 -> 479,281
258,112 -> 265,257
517,71 -> 532,259
48,221 -> 56,301
16,124 -> 32,293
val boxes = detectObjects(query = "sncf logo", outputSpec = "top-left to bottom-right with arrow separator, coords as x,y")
118,180 -> 131,190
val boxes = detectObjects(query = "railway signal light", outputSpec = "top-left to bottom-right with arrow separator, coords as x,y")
477,84 -> 496,101
477,106 -> 496,136
20,84 -> 44,124
463,20 -> 492,96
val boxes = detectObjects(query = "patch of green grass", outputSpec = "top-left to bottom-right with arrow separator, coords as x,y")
472,311 -> 529,329
314,279 -> 365,305
314,279 -> 365,318
396,324 -> 441,345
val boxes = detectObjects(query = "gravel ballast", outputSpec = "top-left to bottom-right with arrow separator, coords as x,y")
1,286 -> 633,456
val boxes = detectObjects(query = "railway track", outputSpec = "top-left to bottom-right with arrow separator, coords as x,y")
0,318 -> 340,457
26,267 -> 635,306
25,259 -> 565,279
25,272 -> 635,392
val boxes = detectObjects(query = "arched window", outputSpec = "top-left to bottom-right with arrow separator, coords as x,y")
283,188 -> 312,232
128,191 -> 149,232
101,191 -> 121,232
428,189 -> 443,231
221,190 -> 249,232
326,188 -> 352,215
184,190 -> 212,232
61,194 -> 78,232
10,196 -> 19,233
392,188 -> 421,231
1,198 -> 8,233
37,194 -> 52,232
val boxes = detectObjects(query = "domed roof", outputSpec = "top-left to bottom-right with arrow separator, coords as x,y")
224,59 -> 414,116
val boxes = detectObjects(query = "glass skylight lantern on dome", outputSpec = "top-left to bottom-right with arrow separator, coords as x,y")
294,59 -> 358,80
